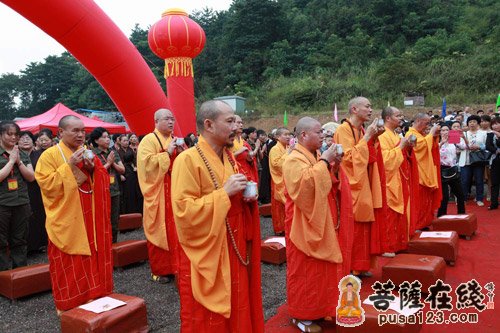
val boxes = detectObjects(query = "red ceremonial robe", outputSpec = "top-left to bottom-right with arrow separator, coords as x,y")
234,141 -> 259,183
147,150 -> 178,276
283,146 -> 354,320
46,158 -> 112,311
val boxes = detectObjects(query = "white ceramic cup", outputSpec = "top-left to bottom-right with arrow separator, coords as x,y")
243,181 -> 258,198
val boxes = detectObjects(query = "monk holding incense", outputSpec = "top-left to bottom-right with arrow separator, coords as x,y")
171,100 -> 264,332
137,108 -> 184,283
334,97 -> 385,276
269,127 -> 291,235
36,115 -> 113,313
283,117 -> 347,332
405,113 -> 441,230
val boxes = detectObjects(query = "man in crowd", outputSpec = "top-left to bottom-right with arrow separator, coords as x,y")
35,115 -> 113,313
257,129 -> 272,204
269,127 -> 291,235
405,113 -> 441,230
171,100 -> 264,332
379,107 -> 414,254
137,108 -> 183,283
231,116 -> 259,182
334,97 -> 384,276
283,117 -> 347,332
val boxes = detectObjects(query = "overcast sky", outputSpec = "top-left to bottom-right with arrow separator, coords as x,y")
0,0 -> 232,74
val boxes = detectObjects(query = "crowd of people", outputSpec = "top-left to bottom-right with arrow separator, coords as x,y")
0,98 -> 498,332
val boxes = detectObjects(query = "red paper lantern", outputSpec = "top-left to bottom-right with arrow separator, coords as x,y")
148,8 -> 206,78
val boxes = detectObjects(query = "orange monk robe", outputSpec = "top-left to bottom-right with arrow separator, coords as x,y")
379,129 -> 410,252
231,139 -> 258,183
283,144 -> 351,320
35,141 -> 112,310
405,128 -> 442,230
171,136 -> 264,333
269,142 -> 287,234
334,121 -> 383,271
137,129 -> 178,276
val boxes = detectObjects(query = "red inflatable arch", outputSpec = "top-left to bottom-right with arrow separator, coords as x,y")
1,0 -> 185,135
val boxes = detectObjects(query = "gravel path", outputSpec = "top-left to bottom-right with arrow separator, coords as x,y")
0,216 -> 287,332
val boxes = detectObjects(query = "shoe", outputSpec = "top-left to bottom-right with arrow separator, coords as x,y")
352,270 -> 373,278
477,201 -> 484,207
150,273 -> 172,284
382,252 -> 396,258
488,206 -> 498,210
290,318 -> 322,333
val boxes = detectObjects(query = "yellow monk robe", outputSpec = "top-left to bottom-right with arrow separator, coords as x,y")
137,128 -> 178,276
269,141 -> 287,234
35,141 -> 113,310
405,128 -> 442,230
230,137 -> 258,183
334,121 -> 383,271
171,136 -> 264,332
379,129 -> 409,252
283,144 -> 344,320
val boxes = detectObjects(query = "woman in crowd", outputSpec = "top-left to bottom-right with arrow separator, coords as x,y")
89,127 -> 125,243
459,115 -> 488,206
18,131 -> 48,253
486,117 -> 500,210
128,133 -> 139,153
437,123 -> 466,216
116,134 -> 143,214
0,121 -> 35,271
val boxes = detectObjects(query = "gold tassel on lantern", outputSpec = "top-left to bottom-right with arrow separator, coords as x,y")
164,57 -> 194,78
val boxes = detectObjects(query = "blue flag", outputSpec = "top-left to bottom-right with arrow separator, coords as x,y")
441,98 -> 447,118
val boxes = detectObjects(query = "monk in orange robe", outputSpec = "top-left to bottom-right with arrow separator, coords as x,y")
171,100 -> 264,332
35,115 -> 112,312
334,97 -> 385,275
405,113 -> 442,230
379,107 -> 415,253
269,127 -> 291,235
230,115 -> 259,182
283,117 -> 353,332
137,108 -> 184,283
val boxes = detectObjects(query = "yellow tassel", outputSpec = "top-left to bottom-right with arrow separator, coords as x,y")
164,57 -> 194,78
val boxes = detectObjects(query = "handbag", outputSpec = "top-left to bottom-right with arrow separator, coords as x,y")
441,166 -> 460,183
469,150 -> 491,166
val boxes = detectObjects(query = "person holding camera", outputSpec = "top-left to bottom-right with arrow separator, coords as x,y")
437,123 -> 466,216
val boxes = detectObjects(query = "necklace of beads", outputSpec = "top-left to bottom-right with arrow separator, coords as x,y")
195,144 -> 249,266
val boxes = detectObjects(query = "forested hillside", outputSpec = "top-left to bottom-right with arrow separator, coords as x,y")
1,0 -> 498,119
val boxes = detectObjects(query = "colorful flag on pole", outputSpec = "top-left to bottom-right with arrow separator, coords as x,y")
496,94 -> 500,109
283,110 -> 288,126
387,100 -> 391,107
334,103 -> 338,122
441,98 -> 447,118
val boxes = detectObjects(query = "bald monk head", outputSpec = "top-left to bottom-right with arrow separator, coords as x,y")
348,96 -> 372,123
381,106 -> 403,131
58,115 -> 85,151
235,115 -> 244,135
413,113 -> 431,134
154,108 -> 175,136
274,127 -> 291,146
197,100 -> 237,148
296,117 -> 324,153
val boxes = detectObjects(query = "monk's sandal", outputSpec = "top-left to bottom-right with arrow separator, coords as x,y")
290,318 -> 322,333
150,273 -> 172,284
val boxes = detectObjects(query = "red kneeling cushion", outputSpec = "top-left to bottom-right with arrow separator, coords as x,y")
432,213 -> 477,238
112,240 -> 148,268
0,263 -> 51,300
118,213 -> 143,231
60,293 -> 148,333
259,203 -> 272,217
261,237 -> 286,265
382,254 -> 446,292
407,231 -> 459,265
